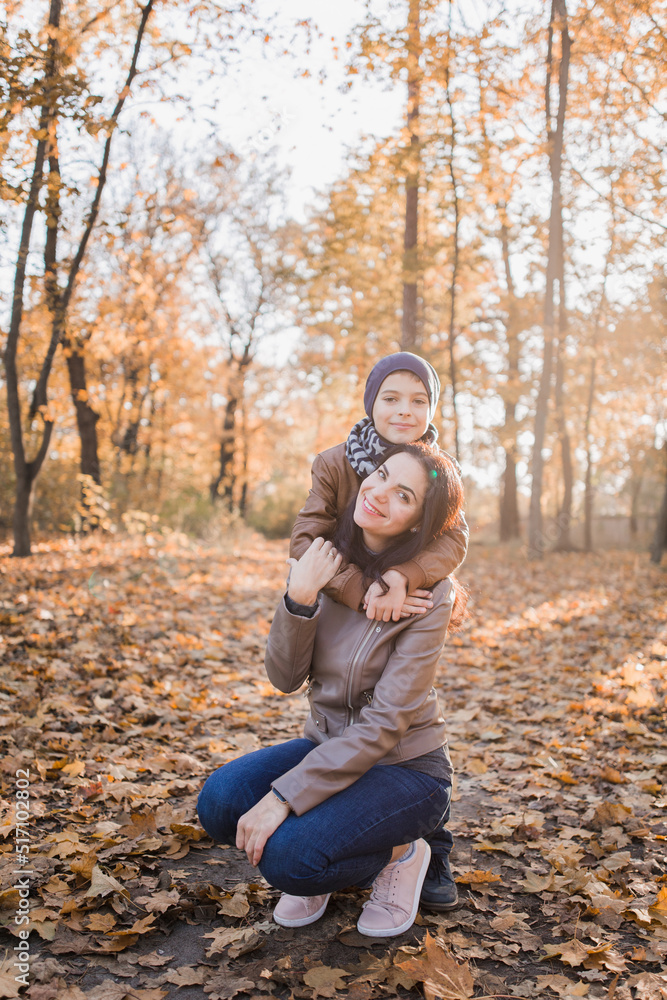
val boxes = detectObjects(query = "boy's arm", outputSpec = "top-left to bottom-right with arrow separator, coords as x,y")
393,511 -> 469,592
363,513 -> 468,621
290,453 -> 368,611
290,453 -> 340,559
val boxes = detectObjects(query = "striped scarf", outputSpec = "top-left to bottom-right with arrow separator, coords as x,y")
345,417 -> 439,479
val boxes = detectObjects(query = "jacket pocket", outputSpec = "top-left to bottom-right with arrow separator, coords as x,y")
311,708 -> 328,734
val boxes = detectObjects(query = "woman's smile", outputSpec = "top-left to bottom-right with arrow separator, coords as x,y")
362,496 -> 385,517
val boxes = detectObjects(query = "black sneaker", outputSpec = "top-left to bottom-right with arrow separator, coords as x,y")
419,853 -> 458,911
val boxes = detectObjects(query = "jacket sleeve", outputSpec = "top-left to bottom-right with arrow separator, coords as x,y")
271,584 -> 454,815
290,453 -> 340,559
392,510 -> 469,593
289,453 -> 368,612
264,597 -> 321,695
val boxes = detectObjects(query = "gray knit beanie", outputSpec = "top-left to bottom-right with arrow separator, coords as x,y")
363,352 -> 441,422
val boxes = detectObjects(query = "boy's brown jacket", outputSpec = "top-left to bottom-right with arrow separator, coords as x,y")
267,579 -> 454,815
290,443 -> 469,611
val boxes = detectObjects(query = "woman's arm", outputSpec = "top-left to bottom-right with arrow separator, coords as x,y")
264,599 -> 320,694
271,583 -> 454,815
264,539 -> 342,693
241,541 -> 342,865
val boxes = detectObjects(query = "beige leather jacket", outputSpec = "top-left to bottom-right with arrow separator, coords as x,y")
290,443 -> 469,611
267,579 -> 454,815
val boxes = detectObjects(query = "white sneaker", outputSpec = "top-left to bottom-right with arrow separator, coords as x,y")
273,892 -> 331,927
357,840 -> 431,937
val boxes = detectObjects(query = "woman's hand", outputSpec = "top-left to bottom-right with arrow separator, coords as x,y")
236,791 -> 291,866
286,538 -> 343,606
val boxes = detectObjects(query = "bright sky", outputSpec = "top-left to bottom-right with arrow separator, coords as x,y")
157,0 -> 405,219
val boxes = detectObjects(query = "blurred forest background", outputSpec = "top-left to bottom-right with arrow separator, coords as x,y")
1,0 -> 666,560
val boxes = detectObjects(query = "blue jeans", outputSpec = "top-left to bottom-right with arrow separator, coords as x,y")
197,739 -> 452,895
428,802 -> 453,860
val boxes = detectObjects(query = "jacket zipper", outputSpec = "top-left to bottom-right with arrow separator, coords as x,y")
345,621 -> 383,727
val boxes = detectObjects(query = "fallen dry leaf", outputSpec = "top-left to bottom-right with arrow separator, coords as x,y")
455,870 -> 501,885
395,932 -> 474,1000
133,889 -> 180,913
536,974 -> 589,997
0,955 -> 21,999
160,965 -> 206,986
202,922 -> 270,959
302,965 -> 350,997
83,865 -> 127,900
203,972 -> 256,1000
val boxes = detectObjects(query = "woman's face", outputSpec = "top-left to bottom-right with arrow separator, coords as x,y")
354,452 -> 428,551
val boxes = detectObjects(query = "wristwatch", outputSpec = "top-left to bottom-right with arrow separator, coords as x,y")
272,787 -> 291,809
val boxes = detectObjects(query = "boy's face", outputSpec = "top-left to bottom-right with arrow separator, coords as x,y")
371,370 -> 431,444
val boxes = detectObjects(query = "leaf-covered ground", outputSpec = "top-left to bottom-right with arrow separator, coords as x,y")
0,534 -> 666,1000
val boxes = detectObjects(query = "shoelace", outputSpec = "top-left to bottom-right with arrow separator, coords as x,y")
428,854 -> 456,887
429,854 -> 446,879
368,860 -> 400,906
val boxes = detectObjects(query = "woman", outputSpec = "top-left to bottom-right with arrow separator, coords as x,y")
197,442 -> 466,938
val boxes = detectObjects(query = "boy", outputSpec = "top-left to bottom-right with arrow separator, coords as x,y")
289,351 -> 468,911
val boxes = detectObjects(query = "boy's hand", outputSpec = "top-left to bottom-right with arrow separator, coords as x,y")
286,538 -> 342,606
364,572 -> 434,621
363,569 -> 409,621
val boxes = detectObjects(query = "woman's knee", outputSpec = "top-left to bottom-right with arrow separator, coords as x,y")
196,769 -> 243,844
259,827 -> 324,892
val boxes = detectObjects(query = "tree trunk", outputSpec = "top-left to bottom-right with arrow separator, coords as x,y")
500,456 -> 520,542
499,216 -> 521,541
141,388 -> 157,485
211,343 -> 252,511
583,304 -> 601,552
583,346 -> 596,552
528,0 -> 570,559
13,473 -> 36,558
477,51 -> 521,543
650,450 -> 667,565
239,400 -> 249,518
444,21 -> 461,463
210,392 -> 239,510
66,345 -> 101,484
401,0 -> 420,350
629,465 -> 643,538
66,344 -> 103,531
3,0 -> 61,556
584,203 -> 615,551
554,290 -> 573,550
